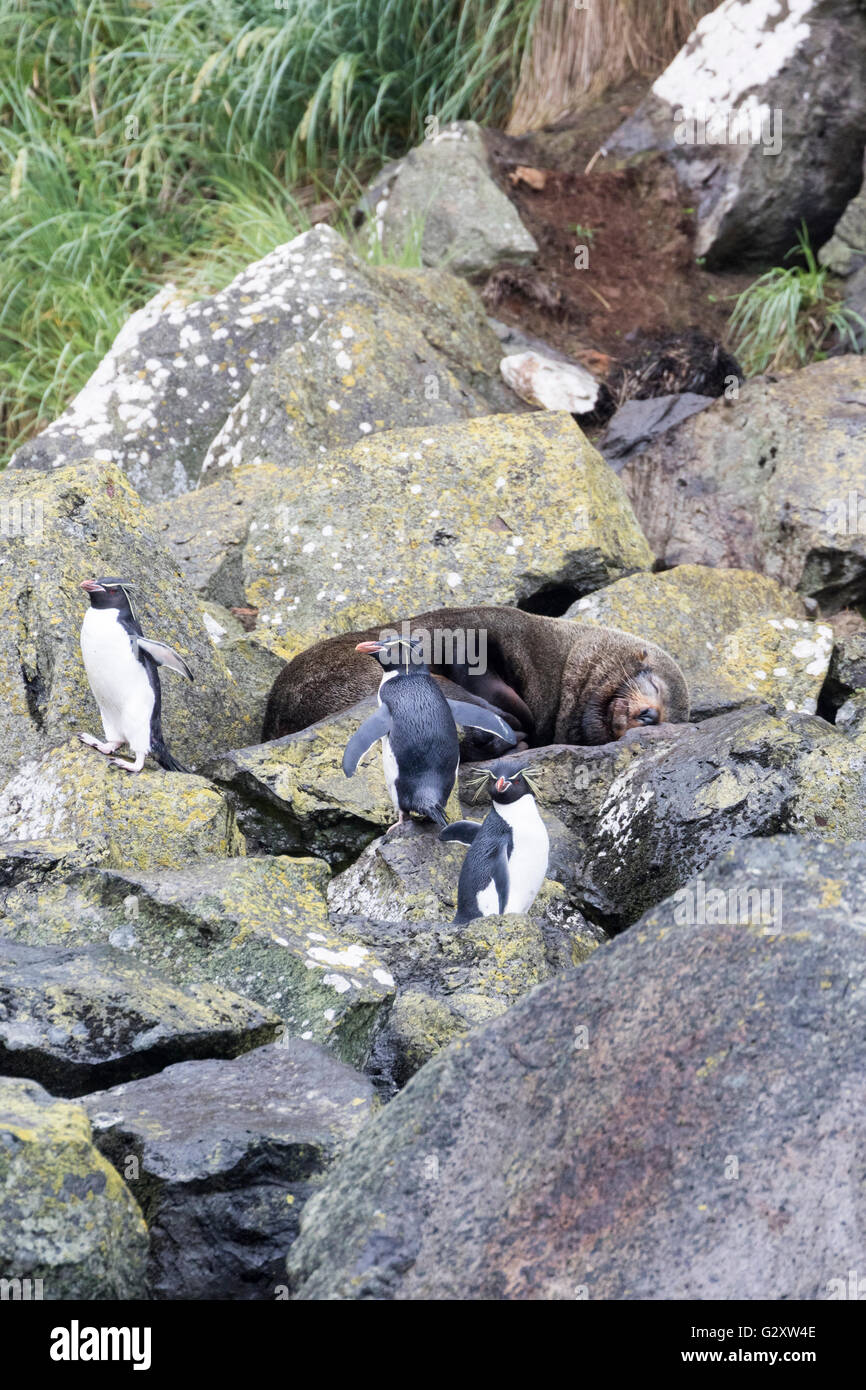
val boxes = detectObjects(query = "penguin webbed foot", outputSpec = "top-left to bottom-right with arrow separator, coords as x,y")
78,733 -> 123,757
108,753 -> 147,773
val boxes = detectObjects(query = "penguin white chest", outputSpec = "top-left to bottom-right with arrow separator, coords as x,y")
80,609 -> 154,750
496,798 -> 550,914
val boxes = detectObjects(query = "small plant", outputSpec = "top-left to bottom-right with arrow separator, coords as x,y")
728,223 -> 866,374
570,223 -> 595,243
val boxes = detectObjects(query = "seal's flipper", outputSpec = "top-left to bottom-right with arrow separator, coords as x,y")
137,638 -> 193,681
440,820 -> 481,845
447,701 -> 517,745
342,706 -> 392,776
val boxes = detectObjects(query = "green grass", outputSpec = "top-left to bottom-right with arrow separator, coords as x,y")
0,0 -> 540,464
728,223 -> 865,376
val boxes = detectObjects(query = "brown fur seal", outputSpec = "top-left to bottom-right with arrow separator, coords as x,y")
262,606 -> 689,754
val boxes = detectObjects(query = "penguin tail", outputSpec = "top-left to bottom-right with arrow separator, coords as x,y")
152,738 -> 189,774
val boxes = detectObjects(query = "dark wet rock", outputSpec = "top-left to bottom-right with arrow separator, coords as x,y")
287,836 -> 866,1300
489,706 -> 866,932
618,357 -> 866,611
0,855 -> 394,1071
0,1077 -> 148,1300
0,938 -> 280,1096
84,1039 -> 375,1300
600,392 -> 715,463
608,0 -> 866,267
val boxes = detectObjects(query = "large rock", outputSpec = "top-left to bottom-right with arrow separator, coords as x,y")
0,1077 -> 148,1299
198,299 -> 492,479
489,706 -> 866,931
0,459 -> 256,781
0,938 -> 280,1096
363,122 -> 538,275
819,148 -> 866,277
0,855 -> 395,1069
619,357 -> 866,611
203,702 -> 395,864
608,0 -> 866,266
242,412 -> 654,656
8,227 -> 382,502
84,1039 -> 376,1299
0,742 -> 245,871
287,836 -> 866,1300
565,565 -> 831,719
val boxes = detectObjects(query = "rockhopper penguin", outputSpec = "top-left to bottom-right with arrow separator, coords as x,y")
79,578 -> 192,773
343,635 -> 517,831
441,766 -> 549,923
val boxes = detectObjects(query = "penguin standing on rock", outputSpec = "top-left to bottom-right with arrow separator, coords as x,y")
343,635 -> 517,831
441,767 -> 549,923
79,578 -> 192,773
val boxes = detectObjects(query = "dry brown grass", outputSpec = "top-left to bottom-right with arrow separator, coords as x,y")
507,0 -> 718,134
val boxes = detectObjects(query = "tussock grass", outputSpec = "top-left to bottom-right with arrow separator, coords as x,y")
728,225 -> 866,376
0,0 -> 538,464
508,0 -> 715,134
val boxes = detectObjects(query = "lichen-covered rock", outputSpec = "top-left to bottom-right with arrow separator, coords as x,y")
363,122 -> 538,275
1,855 -> 394,1069
333,897 -> 602,1090
608,0 -> 866,267
819,148 -> 866,277
203,700 -> 409,862
566,565 -> 830,718
0,1077 -> 148,1300
287,836 -> 866,1300
0,938 -> 280,1096
84,1039 -> 376,1299
0,742 -> 245,871
0,460 -> 255,780
8,227 -> 382,502
242,412 -> 654,655
198,299 -> 492,480
496,705 -> 866,931
619,357 -> 866,610
823,628 -> 866,712
149,464 -> 281,606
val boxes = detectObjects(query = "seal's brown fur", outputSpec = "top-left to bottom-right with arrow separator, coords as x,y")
262,606 -> 690,752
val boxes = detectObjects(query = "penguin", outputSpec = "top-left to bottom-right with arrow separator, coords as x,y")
78,578 -> 192,773
342,635 -> 517,831
441,766 -> 549,923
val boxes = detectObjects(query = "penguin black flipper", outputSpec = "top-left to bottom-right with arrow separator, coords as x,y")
453,837 -> 512,924
342,706 -> 392,777
136,638 -> 194,681
446,701 -> 517,745
440,820 -> 481,845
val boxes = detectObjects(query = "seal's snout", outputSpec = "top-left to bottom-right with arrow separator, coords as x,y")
635,706 -> 660,726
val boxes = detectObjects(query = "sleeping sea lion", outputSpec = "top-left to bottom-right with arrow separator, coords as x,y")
261,606 -> 690,756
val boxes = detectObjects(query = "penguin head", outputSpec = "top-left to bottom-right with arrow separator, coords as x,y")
355,634 -> 429,676
469,764 -> 539,806
80,578 -> 135,618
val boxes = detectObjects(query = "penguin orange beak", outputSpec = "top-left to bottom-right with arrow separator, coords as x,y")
355,641 -> 384,654
495,777 -> 508,792
80,580 -> 104,593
